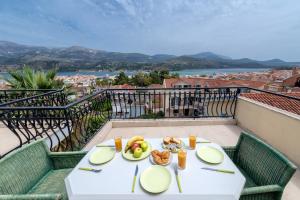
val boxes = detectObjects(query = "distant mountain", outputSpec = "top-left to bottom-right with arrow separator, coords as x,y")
265,58 -> 285,63
0,41 -> 49,57
187,52 -> 231,60
0,41 -> 299,71
233,58 -> 256,64
150,54 -> 176,62
259,59 -> 288,66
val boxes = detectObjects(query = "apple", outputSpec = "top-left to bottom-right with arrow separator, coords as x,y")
133,147 -> 143,158
141,142 -> 148,152
131,143 -> 140,152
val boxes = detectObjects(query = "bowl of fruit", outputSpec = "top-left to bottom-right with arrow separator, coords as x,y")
122,136 -> 152,161
162,136 -> 184,153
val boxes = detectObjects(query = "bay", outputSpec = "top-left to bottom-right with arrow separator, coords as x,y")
56,68 -> 270,77
0,68 -> 270,79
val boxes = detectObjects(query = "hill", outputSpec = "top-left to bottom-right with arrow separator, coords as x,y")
0,41 -> 299,71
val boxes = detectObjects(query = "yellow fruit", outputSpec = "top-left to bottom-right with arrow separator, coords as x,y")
125,136 -> 144,152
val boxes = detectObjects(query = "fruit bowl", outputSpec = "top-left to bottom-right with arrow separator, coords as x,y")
122,136 -> 152,161
122,141 -> 152,161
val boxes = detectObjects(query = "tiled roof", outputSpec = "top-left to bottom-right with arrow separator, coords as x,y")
148,84 -> 163,88
110,84 -> 135,89
163,77 -> 266,89
241,92 -> 300,115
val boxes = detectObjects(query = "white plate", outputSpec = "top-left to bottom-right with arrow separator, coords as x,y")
140,165 -> 172,193
89,147 -> 115,165
196,146 -> 224,164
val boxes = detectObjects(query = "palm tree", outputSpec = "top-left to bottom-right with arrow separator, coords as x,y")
5,66 -> 64,89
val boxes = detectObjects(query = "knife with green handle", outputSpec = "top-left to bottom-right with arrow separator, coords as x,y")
202,167 -> 235,174
96,144 -> 115,147
132,165 -> 138,193
174,166 -> 182,193
196,141 -> 211,143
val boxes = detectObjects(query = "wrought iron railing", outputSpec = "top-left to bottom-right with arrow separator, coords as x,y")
106,87 -> 241,119
0,87 -> 241,158
0,89 -> 59,105
8,86 -> 298,158
0,90 -> 110,157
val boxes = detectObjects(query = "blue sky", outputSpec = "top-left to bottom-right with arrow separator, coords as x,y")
0,0 -> 299,61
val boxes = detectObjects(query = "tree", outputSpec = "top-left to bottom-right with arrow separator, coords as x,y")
149,70 -> 161,84
112,69 -> 178,87
95,78 -> 112,87
113,71 -> 129,85
149,69 -> 179,84
5,66 -> 64,89
131,72 -> 152,87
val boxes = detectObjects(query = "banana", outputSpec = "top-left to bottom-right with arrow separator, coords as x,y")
135,141 -> 144,144
125,136 -> 144,152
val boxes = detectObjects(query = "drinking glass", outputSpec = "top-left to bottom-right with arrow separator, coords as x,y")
114,137 -> 122,152
178,149 -> 187,169
189,135 -> 196,149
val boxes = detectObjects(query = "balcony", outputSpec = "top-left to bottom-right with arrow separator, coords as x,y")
0,87 -> 299,199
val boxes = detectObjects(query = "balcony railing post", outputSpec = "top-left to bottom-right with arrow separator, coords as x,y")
232,88 -> 241,119
64,108 -> 73,151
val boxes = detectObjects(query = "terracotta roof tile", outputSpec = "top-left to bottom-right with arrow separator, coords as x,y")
241,92 -> 300,115
110,84 -> 135,89
148,84 -> 163,88
164,78 -> 266,89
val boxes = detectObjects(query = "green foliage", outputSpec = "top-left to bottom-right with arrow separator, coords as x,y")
112,69 -> 179,87
140,111 -> 165,119
5,66 -> 64,89
152,69 -> 179,83
130,71 -> 152,87
95,78 -> 112,87
113,71 -> 129,85
91,99 -> 112,112
87,116 -> 106,134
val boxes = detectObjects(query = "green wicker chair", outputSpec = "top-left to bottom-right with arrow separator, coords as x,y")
0,139 -> 86,200
223,132 -> 297,200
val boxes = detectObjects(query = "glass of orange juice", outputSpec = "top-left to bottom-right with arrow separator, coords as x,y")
178,149 -> 187,170
114,137 -> 122,152
189,135 -> 196,149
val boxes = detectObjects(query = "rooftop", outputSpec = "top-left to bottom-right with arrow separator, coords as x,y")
241,92 -> 300,115
163,77 -> 266,89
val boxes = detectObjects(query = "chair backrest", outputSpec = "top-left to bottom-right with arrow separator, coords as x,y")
0,140 -> 52,194
235,132 -> 296,187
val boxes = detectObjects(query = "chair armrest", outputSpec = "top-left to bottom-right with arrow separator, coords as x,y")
49,151 -> 87,169
0,194 -> 62,200
242,185 -> 283,196
222,146 -> 236,161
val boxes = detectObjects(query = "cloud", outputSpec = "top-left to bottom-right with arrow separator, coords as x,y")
0,0 -> 299,61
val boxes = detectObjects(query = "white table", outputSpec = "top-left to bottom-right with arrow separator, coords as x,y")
65,138 -> 245,200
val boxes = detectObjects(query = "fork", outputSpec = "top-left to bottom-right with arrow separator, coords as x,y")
79,167 -> 102,173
